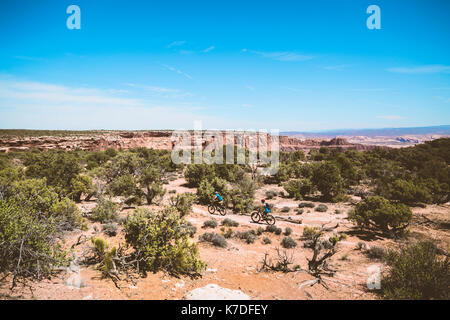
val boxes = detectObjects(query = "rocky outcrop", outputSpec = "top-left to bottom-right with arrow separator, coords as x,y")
0,131 -> 378,153
395,137 -> 419,144
278,136 -> 376,152
0,131 -> 174,153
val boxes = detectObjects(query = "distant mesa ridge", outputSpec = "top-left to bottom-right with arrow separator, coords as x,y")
0,130 -> 376,153
0,125 -> 448,153
281,125 -> 450,138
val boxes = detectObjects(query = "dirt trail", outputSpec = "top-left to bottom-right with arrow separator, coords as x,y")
192,205 -> 343,231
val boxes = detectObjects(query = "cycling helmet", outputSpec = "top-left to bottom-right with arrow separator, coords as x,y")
261,199 -> 265,203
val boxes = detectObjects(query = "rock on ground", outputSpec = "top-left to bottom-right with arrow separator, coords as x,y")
65,273 -> 85,289
184,284 -> 250,300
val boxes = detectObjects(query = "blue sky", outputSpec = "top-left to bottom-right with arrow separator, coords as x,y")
0,0 -> 449,131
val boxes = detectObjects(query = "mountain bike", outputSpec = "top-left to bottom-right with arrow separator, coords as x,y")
207,201 -> 227,216
251,207 -> 276,225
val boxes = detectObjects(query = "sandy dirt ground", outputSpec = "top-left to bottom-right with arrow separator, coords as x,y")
1,177 -> 448,300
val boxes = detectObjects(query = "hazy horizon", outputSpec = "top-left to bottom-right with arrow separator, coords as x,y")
1,124 -> 449,134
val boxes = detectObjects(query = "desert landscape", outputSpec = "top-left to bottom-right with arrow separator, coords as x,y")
1,0 -> 449,304
0,130 -> 448,300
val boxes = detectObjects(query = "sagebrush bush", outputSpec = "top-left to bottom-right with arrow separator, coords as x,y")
315,204 -> 328,212
256,227 -> 264,235
348,196 -> 412,236
179,221 -> 197,238
118,216 -> 127,226
202,219 -> 218,229
124,207 -> 206,276
221,218 -> 239,227
356,241 -> 367,250
262,237 -> 272,245
366,245 -> 387,261
265,225 -> 282,235
298,202 -> 315,208
245,234 -> 257,244
200,232 -> 228,248
265,190 -> 277,199
382,242 -> 450,300
281,236 -> 297,249
284,227 -> 293,236
91,198 -> 120,223
280,206 -> 290,213
235,230 -> 257,244
102,223 -> 118,237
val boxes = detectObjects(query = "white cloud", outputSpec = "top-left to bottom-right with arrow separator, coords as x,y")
126,83 -> 194,99
323,64 -> 352,71
376,115 -> 404,120
349,88 -> 388,92
434,96 -> 450,103
0,78 -> 249,130
283,87 -> 311,93
431,87 -> 450,91
14,56 -> 47,62
387,65 -> 450,74
167,41 -> 186,48
162,64 -> 193,79
242,49 -> 313,62
203,46 -> 215,53
126,83 -> 179,93
0,80 -> 141,107
179,50 -> 194,55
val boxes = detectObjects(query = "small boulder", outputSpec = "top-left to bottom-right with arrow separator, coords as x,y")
184,284 -> 250,300
66,273 -> 85,289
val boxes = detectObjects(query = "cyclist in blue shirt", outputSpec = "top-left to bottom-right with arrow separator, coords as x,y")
214,191 -> 223,203
261,199 -> 270,215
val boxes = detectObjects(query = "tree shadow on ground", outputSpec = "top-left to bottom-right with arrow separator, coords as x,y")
180,182 -> 196,188
345,227 -> 385,241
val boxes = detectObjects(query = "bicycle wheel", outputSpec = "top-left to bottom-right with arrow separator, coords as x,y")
251,211 -> 261,223
265,215 -> 276,225
218,206 -> 227,216
207,204 -> 216,214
